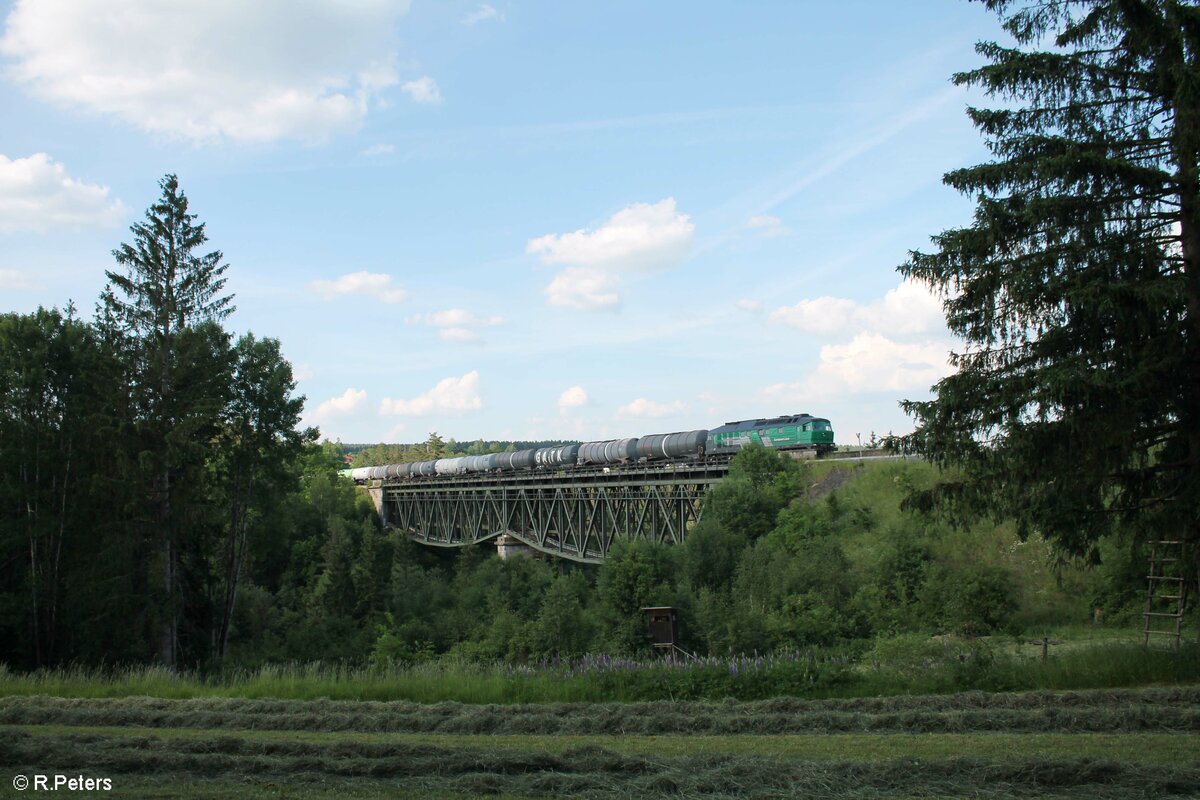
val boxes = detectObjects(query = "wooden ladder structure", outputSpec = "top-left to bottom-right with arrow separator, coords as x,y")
1143,540 -> 1189,649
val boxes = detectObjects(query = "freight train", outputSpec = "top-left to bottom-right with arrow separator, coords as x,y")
344,413 -> 833,482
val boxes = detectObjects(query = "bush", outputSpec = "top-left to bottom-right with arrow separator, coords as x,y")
923,563 -> 1018,637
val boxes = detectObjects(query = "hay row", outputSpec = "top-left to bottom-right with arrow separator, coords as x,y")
4,730 -> 1199,799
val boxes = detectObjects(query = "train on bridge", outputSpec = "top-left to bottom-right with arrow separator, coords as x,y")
346,413 -> 834,483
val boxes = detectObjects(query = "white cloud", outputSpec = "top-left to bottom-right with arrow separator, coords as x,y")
463,4 -> 503,25
292,363 -> 315,381
764,333 -> 953,400
0,0 -> 416,143
558,386 -> 587,414
769,295 -> 862,336
382,422 -> 407,441
529,198 -> 694,310
380,370 -> 483,416
746,214 -> 788,236
617,397 -> 686,418
361,143 -> 394,156
543,267 -> 620,310
310,387 -> 367,421
400,76 -> 442,105
527,198 -> 693,271
310,271 -> 407,304
769,279 -> 944,338
735,298 -> 762,313
0,153 -> 125,232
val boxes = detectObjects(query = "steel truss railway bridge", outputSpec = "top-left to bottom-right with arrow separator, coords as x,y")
367,459 -> 732,563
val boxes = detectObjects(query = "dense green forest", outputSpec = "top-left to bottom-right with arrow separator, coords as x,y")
0,176 -> 1158,673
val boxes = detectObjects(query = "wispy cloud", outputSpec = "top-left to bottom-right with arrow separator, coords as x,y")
463,4 -> 503,25
697,86 -> 963,258
0,268 -> 43,289
309,271 -> 407,304
745,214 -> 788,237
617,397 -> 686,418
756,88 -> 960,217
408,308 -> 505,344
401,76 -> 442,105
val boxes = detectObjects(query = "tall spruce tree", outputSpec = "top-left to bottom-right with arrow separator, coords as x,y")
103,175 -> 235,666
898,0 -> 1199,561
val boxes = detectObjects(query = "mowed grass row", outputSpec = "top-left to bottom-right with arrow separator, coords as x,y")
11,724 -> 1200,764
4,727 -> 1200,800
4,687 -> 1200,735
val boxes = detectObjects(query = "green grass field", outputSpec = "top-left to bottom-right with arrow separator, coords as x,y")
2,637 -> 1196,704
3,687 -> 1198,799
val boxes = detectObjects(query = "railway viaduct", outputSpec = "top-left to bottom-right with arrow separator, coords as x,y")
364,458 -> 732,563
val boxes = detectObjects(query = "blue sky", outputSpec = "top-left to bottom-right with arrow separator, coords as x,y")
0,1 -> 1003,446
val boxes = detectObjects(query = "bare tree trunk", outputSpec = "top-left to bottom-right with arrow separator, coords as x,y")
47,438 -> 71,664
24,432 -> 43,666
158,466 -> 175,667
217,463 -> 243,660
218,466 -> 254,661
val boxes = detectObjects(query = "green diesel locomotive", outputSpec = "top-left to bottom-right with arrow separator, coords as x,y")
706,414 -> 835,456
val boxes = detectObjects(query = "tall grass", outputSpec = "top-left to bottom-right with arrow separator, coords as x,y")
1,640 -> 1197,704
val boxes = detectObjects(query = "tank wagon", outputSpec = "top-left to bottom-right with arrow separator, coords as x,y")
347,413 -> 834,483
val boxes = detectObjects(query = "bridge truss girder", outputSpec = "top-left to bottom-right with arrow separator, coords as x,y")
381,466 -> 726,562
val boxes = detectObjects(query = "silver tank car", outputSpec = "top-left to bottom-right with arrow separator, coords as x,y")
411,460 -> 437,477
350,467 -> 373,482
469,454 -> 495,472
636,429 -> 709,459
435,457 -> 467,475
580,437 -> 639,464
